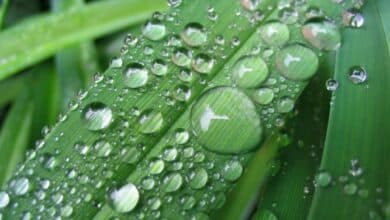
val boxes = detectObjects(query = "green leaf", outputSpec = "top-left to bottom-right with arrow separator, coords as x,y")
0,74 -> 28,108
0,0 -> 167,80
0,91 -> 33,187
308,0 -> 390,219
0,0 -> 9,29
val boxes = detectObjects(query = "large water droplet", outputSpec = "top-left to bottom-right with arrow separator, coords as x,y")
139,110 -> 164,134
348,66 -> 367,84
82,102 -> 113,131
162,173 -> 183,192
231,56 -> 269,88
191,87 -> 263,154
259,22 -> 290,46
275,44 -> 319,81
181,23 -> 207,47
109,183 -> 139,213
302,21 -> 341,51
143,20 -> 167,41
123,63 -> 149,88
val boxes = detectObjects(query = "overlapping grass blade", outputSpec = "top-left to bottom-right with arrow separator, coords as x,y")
308,0 -> 390,219
51,0 -> 101,111
0,91 -> 33,187
0,0 -> 9,29
0,74 -> 28,108
0,0 -> 167,80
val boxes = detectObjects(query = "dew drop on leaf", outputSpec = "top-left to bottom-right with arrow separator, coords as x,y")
181,23 -> 207,47
162,172 -> 183,192
192,54 -> 215,74
93,140 -> 113,158
108,183 -> 139,213
143,20 -> 167,41
138,110 -> 164,134
188,168 -> 208,189
275,44 -> 319,81
348,66 -> 367,84
315,171 -> 332,187
222,160 -> 243,182
302,21 -> 341,51
326,79 -> 339,91
343,9 -> 364,28
172,47 -> 192,67
82,102 -> 113,131
0,191 -> 10,208
277,96 -> 295,113
231,56 -> 269,88
10,177 -> 30,196
191,87 -> 263,154
259,22 -> 290,47
252,88 -> 274,105
149,159 -> 165,175
123,63 -> 149,88
151,59 -> 168,76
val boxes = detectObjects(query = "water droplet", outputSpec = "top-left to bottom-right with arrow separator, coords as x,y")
222,161 -> 243,182
143,20 -> 167,41
181,23 -> 207,47
10,177 -> 30,196
174,128 -> 190,144
189,168 -> 208,189
148,197 -> 162,210
172,47 -> 192,67
240,0 -> 260,11
302,21 -> 341,51
151,59 -> 168,76
178,68 -> 193,82
149,159 -> 165,175
61,204 -> 73,217
0,192 -> 10,208
344,183 -> 358,195
277,97 -> 295,113
82,102 -> 113,131
109,183 -> 139,213
326,79 -> 339,91
279,8 -> 298,24
142,178 -> 155,190
252,88 -> 274,105
180,195 -> 196,210
192,54 -> 215,74
275,44 -> 319,81
259,22 -> 290,46
174,85 -> 192,102
94,140 -> 113,157
162,173 -> 183,192
110,57 -> 123,68
231,56 -> 269,88
348,66 -> 367,84
139,110 -> 164,134
163,146 -> 178,161
123,63 -> 149,88
191,87 -> 263,154
168,0 -> 182,7
343,9 -> 364,28
315,171 -> 332,187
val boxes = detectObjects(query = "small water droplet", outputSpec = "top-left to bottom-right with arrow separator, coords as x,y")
252,88 -> 274,105
174,128 -> 190,144
277,97 -> 295,113
149,159 -> 165,175
123,63 -> 149,88
172,47 -> 192,67
302,21 -> 341,51
192,54 -> 215,74
343,9 -> 364,28
10,177 -> 30,196
315,171 -> 332,187
139,110 -> 164,134
162,173 -> 183,192
232,56 -> 269,88
348,66 -> 367,84
189,168 -> 208,189
344,183 -> 358,195
240,0 -> 260,11
222,160 -> 243,182
259,22 -> 290,46
94,140 -> 113,157
82,102 -> 113,131
151,59 -> 168,76
181,23 -> 207,47
143,20 -> 167,41
326,79 -> 339,91
174,85 -> 192,102
0,191 -> 10,208
109,183 -> 139,213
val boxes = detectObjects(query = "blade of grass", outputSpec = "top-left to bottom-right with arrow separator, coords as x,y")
51,0 -> 101,111
0,74 -> 28,108
0,0 -> 167,81
0,91 -> 33,187
308,0 -> 390,219
0,0 -> 9,29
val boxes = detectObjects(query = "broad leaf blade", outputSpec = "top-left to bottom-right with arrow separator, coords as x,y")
308,0 -> 390,219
